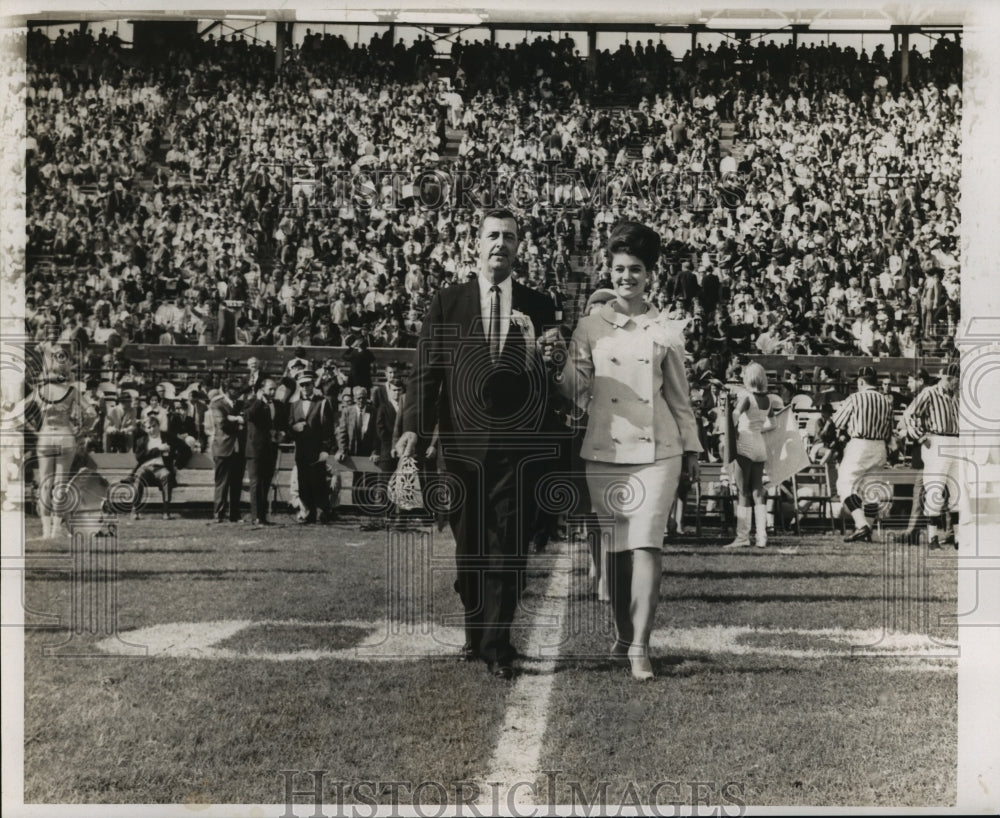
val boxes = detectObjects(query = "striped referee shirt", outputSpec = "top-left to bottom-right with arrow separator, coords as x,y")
901,383 -> 959,439
831,385 -> 894,441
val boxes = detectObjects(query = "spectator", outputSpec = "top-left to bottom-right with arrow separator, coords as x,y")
208,378 -> 246,524
287,369 -> 336,524
129,413 -> 192,520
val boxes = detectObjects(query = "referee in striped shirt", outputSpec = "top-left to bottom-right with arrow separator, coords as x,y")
901,361 -> 960,548
832,366 -> 895,542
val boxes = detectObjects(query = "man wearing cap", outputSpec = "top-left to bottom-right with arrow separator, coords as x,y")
395,208 -> 560,680
287,370 -> 336,524
901,362 -> 960,548
832,366 -> 895,542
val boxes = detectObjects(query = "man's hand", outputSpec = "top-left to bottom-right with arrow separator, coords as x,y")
335,451 -> 346,462
395,431 -> 417,459
317,451 -> 328,463
921,436 -> 931,448
291,420 -> 306,433
425,443 -> 437,459
683,451 -> 700,485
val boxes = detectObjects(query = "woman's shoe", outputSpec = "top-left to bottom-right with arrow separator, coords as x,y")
628,646 -> 654,681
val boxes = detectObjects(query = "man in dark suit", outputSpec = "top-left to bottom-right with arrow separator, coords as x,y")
699,265 -> 721,319
675,260 -> 701,312
287,370 -> 336,523
244,378 -> 282,528
209,378 -> 246,523
396,208 -> 560,680
374,380 -> 403,469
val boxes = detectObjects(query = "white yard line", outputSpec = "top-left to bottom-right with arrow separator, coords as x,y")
477,544 -> 574,808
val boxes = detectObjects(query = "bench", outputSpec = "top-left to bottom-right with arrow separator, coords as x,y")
85,450 -> 377,513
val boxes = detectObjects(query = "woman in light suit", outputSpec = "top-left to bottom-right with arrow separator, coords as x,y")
558,221 -> 702,680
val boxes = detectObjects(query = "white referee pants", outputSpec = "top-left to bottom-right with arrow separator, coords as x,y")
836,439 -> 888,500
922,434 -> 960,516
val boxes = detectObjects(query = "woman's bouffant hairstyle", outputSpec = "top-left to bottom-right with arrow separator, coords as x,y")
742,362 -> 769,393
607,221 -> 661,272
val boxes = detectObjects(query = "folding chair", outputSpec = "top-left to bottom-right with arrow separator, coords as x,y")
692,462 -> 732,537
791,462 -> 837,533
270,447 -> 297,517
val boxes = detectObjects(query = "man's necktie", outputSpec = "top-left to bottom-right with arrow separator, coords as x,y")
489,285 -> 501,363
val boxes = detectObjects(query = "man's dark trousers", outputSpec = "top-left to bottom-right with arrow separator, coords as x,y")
214,454 -> 245,521
450,449 -> 534,666
247,452 -> 276,523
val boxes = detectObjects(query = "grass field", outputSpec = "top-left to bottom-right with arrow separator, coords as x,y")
20,509 -> 957,809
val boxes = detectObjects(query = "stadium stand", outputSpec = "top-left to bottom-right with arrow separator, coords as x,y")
12,22 -> 962,528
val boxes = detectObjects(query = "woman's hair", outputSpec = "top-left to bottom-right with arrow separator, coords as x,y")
607,221 -> 661,272
742,362 -> 769,393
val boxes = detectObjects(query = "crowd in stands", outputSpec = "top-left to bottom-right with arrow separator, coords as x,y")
18,23 -> 962,406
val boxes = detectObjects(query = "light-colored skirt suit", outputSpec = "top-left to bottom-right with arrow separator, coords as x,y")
560,303 -> 702,552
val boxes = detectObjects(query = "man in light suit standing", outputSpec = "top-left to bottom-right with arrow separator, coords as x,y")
336,386 -> 380,523
287,370 -> 336,524
396,208 -> 561,680
103,391 -> 137,453
209,378 -> 246,523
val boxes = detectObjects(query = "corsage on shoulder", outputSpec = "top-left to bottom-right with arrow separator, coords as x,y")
635,313 -> 690,348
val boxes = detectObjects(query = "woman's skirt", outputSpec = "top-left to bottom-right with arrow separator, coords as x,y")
585,456 -> 682,553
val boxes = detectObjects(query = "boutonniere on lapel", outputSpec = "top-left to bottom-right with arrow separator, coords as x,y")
510,309 -> 538,369
636,313 -> 690,349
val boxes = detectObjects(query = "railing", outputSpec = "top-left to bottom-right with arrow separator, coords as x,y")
25,340 -> 950,395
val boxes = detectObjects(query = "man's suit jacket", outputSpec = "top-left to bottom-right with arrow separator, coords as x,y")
287,394 -> 335,464
209,395 -> 245,458
244,397 -> 283,461
374,396 -> 399,464
246,369 -> 267,396
336,403 -> 378,457
402,278 -> 558,465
